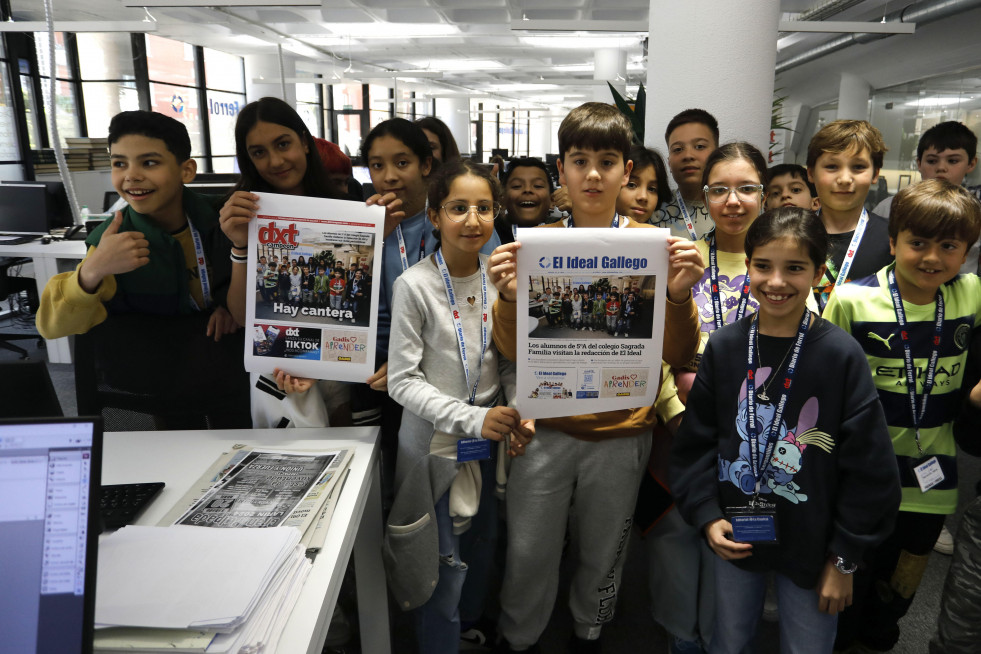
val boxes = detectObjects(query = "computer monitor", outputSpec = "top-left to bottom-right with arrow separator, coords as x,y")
0,184 -> 52,235
2,181 -> 73,228
0,417 -> 102,654
351,165 -> 372,186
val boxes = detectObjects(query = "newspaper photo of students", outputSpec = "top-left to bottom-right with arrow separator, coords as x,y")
527,274 -> 655,339
253,228 -> 374,328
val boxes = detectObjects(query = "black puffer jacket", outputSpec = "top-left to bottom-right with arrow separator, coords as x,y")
930,497 -> 981,653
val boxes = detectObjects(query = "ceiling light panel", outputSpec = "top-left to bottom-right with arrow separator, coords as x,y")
320,8 -> 375,22
448,8 -> 511,23
524,9 -> 582,20
327,23 -> 458,37
521,34 -> 644,49
384,8 -> 444,22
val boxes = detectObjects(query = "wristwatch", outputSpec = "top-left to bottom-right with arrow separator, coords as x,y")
832,555 -> 858,575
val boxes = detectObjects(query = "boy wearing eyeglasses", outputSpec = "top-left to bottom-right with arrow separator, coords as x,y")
806,120 -> 893,311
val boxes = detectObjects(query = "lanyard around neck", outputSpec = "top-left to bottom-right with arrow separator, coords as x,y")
395,223 -> 427,272
676,195 -> 700,241
565,213 -> 625,229
745,310 -> 810,495
187,216 -> 210,311
434,249 -> 488,406
816,208 -> 869,310
887,267 -> 943,456
708,234 -> 751,330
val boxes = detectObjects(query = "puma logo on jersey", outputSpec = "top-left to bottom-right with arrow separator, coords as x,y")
867,332 -> 895,349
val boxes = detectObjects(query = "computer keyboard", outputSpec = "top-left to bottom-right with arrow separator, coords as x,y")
0,234 -> 41,245
99,481 -> 166,530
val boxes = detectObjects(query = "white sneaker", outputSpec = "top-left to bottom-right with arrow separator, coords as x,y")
934,525 -> 954,555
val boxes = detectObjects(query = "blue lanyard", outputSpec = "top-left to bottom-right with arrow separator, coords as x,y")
815,208 -> 869,310
887,268 -> 943,456
187,216 -> 210,310
708,235 -> 751,330
565,213 -> 624,228
434,249 -> 488,406
745,310 -> 810,495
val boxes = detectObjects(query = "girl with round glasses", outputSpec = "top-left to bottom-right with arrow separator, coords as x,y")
387,159 -> 526,653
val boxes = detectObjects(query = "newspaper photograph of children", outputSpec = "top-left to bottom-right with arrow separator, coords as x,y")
527,274 -> 656,339
253,222 -> 375,328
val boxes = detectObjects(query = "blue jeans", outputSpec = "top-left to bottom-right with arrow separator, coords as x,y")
710,558 -> 837,654
413,455 -> 498,654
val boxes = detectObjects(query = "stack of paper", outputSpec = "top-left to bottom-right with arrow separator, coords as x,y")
95,525 -> 311,653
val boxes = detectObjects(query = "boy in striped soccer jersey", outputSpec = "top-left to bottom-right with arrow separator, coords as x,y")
824,179 -> 981,652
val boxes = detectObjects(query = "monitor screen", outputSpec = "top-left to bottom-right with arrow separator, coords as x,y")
2,181 -> 73,228
0,185 -> 52,234
0,418 -> 101,654
352,165 -> 372,186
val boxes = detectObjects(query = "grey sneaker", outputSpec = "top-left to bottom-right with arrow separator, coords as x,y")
934,525 -> 954,555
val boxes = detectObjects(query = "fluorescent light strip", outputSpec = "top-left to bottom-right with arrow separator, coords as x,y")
0,21 -> 157,32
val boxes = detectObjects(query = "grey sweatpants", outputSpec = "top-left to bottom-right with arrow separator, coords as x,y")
498,426 -> 651,648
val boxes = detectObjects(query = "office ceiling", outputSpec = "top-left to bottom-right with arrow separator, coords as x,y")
9,0 -> 977,110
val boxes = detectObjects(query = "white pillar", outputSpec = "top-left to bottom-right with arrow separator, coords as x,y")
244,53 -> 296,105
645,0 -> 780,153
594,48 -> 627,103
434,97 -> 471,156
837,73 -> 871,121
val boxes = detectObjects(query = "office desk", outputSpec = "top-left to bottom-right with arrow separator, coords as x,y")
100,426 -> 391,654
0,239 -> 86,364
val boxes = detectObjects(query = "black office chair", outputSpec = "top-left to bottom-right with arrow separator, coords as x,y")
74,312 -> 252,431
0,359 -> 63,417
0,257 -> 41,358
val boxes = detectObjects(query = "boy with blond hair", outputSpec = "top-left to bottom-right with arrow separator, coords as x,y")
488,102 -> 705,653
824,179 -> 981,652
807,120 -> 893,310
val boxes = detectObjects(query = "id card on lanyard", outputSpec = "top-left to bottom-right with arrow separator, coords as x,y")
729,310 -> 811,543
887,267 -> 946,492
187,217 -> 211,311
435,249 -> 491,461
708,235 -> 751,330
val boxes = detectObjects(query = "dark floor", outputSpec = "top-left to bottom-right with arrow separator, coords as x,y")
6,301 -> 976,654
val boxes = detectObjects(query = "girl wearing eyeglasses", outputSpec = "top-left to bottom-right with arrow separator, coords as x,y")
386,159 -> 527,654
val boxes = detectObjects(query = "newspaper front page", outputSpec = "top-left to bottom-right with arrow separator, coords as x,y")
245,192 -> 383,382
175,449 -> 338,529
514,226 -> 668,419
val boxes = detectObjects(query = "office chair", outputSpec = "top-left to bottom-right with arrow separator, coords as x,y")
74,312 -> 252,431
0,359 -> 63,418
0,257 -> 41,358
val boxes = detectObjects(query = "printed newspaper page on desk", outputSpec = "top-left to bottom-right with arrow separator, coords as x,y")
515,226 -> 667,419
246,192 -> 383,382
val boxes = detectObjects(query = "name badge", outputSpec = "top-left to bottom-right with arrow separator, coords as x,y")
457,438 -> 492,462
912,456 -> 945,493
726,506 -> 779,544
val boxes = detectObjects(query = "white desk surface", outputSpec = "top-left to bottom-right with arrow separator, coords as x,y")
101,426 -> 390,654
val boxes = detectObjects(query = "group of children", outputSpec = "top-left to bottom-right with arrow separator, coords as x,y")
32,93 -> 981,654
540,285 -> 642,336
256,255 -> 369,317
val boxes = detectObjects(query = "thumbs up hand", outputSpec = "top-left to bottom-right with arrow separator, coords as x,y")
78,211 -> 151,293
